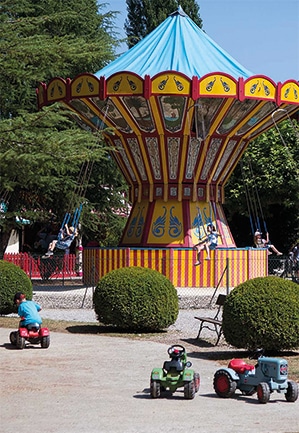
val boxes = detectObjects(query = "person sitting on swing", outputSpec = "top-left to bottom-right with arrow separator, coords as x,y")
289,242 -> 299,281
254,230 -> 282,255
44,224 -> 77,257
194,223 -> 219,265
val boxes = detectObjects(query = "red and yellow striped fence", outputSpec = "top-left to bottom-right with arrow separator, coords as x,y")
83,247 -> 267,288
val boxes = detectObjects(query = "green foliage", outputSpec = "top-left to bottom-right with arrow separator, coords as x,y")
0,0 -> 118,117
0,0 -> 128,253
224,120 -> 299,250
0,260 -> 33,315
125,0 -> 203,48
93,267 -> 179,331
222,276 -> 299,351
0,107 -> 107,246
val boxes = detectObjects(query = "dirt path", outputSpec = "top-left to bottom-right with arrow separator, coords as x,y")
1,328 -> 298,433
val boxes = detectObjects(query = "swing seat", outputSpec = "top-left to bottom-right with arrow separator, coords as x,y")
57,204 -> 82,242
56,238 -> 73,250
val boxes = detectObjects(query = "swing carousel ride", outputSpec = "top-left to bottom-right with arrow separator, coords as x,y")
36,7 -> 299,286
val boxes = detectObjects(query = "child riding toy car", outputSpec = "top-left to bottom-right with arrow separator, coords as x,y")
213,349 -> 298,403
150,344 -> 200,399
10,323 -> 50,349
10,292 -> 50,349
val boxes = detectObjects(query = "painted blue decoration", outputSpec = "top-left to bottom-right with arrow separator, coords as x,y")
169,206 -> 182,238
152,207 -> 167,238
127,206 -> 145,238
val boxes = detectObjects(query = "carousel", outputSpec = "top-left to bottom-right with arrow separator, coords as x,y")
37,7 -> 299,287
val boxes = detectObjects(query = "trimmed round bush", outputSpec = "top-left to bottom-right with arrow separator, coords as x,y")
0,260 -> 33,315
93,266 -> 179,331
222,276 -> 299,351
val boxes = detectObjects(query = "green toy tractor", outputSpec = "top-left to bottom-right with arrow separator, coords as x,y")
150,344 -> 200,399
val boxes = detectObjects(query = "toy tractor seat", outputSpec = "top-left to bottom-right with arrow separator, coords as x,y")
229,358 -> 255,374
163,359 -> 184,372
26,323 -> 41,331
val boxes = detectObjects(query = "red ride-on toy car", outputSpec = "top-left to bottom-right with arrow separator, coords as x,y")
10,322 -> 50,349
213,350 -> 298,404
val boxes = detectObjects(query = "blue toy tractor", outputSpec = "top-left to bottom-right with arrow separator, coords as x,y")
213,350 -> 298,404
150,344 -> 200,399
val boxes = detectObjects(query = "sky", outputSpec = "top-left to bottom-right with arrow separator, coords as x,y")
105,0 -> 299,83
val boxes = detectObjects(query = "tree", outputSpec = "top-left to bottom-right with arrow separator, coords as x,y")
0,107 -> 106,251
224,120 -> 299,251
0,0 -> 128,255
124,0 -> 203,48
0,0 -> 118,118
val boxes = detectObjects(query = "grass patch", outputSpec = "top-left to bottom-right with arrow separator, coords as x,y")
0,316 -> 160,338
1,316 -> 299,381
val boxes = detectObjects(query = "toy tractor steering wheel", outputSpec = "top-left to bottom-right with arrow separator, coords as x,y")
168,344 -> 186,357
249,348 -> 264,360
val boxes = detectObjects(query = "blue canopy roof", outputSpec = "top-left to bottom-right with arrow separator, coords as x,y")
95,6 -> 253,80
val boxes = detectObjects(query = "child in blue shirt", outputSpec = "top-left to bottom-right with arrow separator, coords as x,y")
14,292 -> 42,327
194,223 -> 219,265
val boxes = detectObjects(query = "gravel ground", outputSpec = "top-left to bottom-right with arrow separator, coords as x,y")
38,307 -> 224,348
41,307 -> 203,332
4,289 -> 299,433
2,328 -> 299,433
34,286 -> 225,345
2,284 -> 226,345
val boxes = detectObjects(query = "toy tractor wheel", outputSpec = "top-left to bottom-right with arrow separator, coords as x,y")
150,380 -> 161,398
213,370 -> 237,398
184,380 -> 195,399
16,332 -> 25,350
41,335 -> 50,349
257,382 -> 270,403
285,380 -> 298,402
194,372 -> 200,393
9,331 -> 17,346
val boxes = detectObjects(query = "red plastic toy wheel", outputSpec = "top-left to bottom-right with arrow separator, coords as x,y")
213,370 -> 237,398
257,382 -> 270,403
194,372 -> 200,393
184,380 -> 195,399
